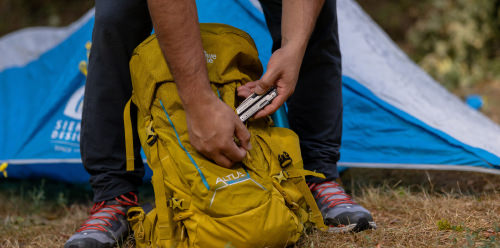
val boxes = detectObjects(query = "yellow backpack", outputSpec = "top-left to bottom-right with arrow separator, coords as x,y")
124,23 -> 326,248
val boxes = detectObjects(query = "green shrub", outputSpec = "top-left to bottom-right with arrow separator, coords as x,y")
406,0 -> 500,89
437,218 -> 464,231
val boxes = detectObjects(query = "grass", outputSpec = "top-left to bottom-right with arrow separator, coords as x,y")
297,186 -> 500,247
1,169 -> 499,247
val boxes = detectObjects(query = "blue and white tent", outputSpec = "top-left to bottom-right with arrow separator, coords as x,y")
1,0 -> 499,183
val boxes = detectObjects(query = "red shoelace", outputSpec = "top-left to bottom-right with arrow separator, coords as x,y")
77,192 -> 138,232
309,181 -> 355,208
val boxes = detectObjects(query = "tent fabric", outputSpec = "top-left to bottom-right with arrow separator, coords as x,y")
341,76 -> 499,174
0,10 -> 95,71
1,0 -> 499,183
337,1 -> 500,165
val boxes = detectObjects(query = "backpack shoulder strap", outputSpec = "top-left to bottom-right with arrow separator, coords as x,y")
124,98 -> 135,172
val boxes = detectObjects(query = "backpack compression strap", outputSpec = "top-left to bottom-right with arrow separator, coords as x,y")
124,98 -> 176,240
274,169 -> 328,231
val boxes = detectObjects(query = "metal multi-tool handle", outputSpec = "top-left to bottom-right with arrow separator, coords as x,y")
236,87 -> 278,123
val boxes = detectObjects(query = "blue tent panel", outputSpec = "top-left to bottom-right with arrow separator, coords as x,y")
340,76 -> 498,169
0,17 -> 93,162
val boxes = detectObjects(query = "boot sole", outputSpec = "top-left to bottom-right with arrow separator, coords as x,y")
64,238 -> 116,248
328,218 -> 377,233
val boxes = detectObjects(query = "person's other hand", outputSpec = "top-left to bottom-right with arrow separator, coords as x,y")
237,45 -> 303,118
185,95 -> 251,168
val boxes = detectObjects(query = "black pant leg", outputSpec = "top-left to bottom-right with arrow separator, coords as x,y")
81,0 -> 152,202
257,0 -> 282,52
258,0 -> 342,182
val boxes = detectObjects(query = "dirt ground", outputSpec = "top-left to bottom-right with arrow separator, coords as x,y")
1,169 -> 499,247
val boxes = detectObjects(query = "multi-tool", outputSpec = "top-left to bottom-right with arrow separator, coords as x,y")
236,87 -> 278,123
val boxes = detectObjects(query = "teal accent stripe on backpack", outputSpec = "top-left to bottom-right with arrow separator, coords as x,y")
159,99 -> 210,190
216,87 -> 222,99
225,175 -> 250,185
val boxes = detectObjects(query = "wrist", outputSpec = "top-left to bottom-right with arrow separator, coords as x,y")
281,37 -> 308,51
280,39 -> 307,62
179,85 -> 217,112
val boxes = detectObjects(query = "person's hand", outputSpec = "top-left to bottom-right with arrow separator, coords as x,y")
184,94 -> 251,168
237,45 -> 303,119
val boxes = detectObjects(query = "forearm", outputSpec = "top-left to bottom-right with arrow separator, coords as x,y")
147,0 -> 213,109
281,0 -> 325,55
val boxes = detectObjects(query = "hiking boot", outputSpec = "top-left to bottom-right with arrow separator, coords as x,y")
64,192 -> 138,248
309,181 -> 376,233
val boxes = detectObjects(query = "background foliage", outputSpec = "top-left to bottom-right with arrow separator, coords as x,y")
0,0 -> 93,34
358,0 -> 500,90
